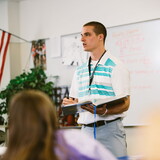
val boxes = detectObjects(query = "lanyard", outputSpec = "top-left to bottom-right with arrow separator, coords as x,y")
93,105 -> 97,139
88,50 -> 106,89
88,50 -> 106,139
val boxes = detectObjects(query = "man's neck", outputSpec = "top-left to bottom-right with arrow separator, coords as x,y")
90,48 -> 106,61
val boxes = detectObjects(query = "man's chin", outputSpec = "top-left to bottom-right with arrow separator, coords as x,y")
83,48 -> 89,52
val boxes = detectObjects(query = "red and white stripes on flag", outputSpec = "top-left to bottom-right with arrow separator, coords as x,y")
0,31 -> 11,85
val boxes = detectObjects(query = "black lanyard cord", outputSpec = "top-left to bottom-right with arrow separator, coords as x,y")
88,50 -> 106,88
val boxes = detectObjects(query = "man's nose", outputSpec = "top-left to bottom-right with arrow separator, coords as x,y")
81,36 -> 85,42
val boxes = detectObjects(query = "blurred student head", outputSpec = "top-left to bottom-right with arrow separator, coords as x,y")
3,90 -> 59,160
138,107 -> 160,160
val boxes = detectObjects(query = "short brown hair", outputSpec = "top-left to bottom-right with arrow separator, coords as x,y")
83,21 -> 107,43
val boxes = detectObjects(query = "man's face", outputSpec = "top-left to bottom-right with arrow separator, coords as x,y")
81,26 -> 101,52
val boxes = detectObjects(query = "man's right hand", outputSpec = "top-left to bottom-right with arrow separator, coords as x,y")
62,97 -> 78,106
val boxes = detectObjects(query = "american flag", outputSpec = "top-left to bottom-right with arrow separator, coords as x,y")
0,30 -> 11,85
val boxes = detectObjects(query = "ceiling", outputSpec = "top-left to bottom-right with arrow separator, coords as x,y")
0,0 -> 27,2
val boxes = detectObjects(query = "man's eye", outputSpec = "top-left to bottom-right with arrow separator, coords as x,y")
85,33 -> 90,36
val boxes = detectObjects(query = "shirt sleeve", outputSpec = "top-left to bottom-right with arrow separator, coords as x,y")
112,63 -> 130,96
69,70 -> 79,98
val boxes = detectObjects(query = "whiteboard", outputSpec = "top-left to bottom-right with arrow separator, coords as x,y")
61,33 -> 88,66
106,19 -> 160,126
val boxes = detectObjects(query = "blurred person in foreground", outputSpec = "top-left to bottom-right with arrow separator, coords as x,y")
136,108 -> 160,160
1,90 -> 116,160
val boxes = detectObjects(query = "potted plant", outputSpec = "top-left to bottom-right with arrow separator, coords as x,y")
0,66 -> 54,125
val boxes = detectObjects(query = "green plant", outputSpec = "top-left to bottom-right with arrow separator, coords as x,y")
0,67 -> 54,124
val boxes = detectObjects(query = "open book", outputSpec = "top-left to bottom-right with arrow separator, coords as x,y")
62,94 -> 129,116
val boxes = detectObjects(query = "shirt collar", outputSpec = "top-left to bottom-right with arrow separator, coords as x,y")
87,49 -> 110,66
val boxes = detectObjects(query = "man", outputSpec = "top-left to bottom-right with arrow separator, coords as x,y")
62,21 -> 130,158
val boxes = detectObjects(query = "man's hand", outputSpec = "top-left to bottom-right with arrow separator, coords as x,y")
81,104 -> 107,115
80,96 -> 130,116
62,97 -> 78,106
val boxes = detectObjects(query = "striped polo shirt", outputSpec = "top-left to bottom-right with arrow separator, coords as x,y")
70,50 -> 130,124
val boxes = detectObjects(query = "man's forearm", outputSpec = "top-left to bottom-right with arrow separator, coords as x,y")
106,96 -> 130,115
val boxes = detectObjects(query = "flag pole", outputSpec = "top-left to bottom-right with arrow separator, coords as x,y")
0,29 -> 49,42
0,28 -> 30,43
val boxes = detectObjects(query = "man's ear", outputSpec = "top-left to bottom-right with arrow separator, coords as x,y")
98,34 -> 104,41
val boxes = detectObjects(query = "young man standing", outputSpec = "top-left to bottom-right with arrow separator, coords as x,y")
62,21 -> 130,158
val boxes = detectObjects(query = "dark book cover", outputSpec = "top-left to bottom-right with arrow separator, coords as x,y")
62,95 -> 128,116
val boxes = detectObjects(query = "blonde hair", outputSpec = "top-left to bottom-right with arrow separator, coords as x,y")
3,90 -> 59,160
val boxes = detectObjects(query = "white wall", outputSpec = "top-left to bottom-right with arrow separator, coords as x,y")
8,1 -> 22,78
